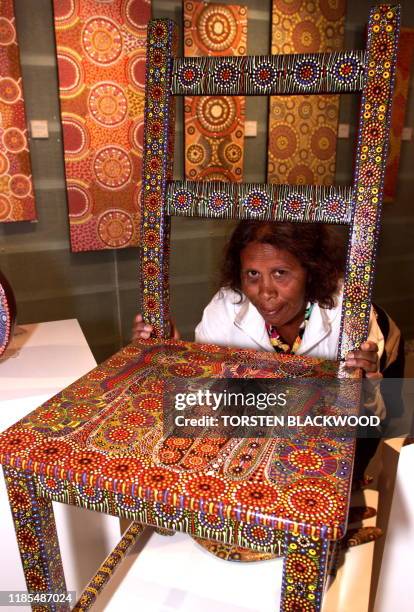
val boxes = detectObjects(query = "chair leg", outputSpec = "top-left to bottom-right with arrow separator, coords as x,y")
72,522 -> 144,611
280,531 -> 329,612
3,466 -> 69,611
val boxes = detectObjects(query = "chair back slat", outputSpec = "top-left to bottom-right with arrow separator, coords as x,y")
166,180 -> 353,225
172,51 -> 367,96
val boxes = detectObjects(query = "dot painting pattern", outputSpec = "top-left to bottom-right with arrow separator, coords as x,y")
0,270 -> 16,357
53,0 -> 150,252
339,5 -> 400,359
165,180 -> 353,224
0,338 -> 354,543
140,19 -> 178,339
268,0 -> 346,187
184,1 -> 247,182
0,0 -> 36,223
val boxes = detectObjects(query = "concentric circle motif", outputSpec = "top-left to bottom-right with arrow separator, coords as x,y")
97,210 -> 134,248
286,551 -> 318,583
372,32 -> 394,61
321,195 -> 347,220
294,59 -> 321,88
57,50 -> 83,96
284,595 -> 315,612
0,18 -> 16,45
333,56 -> 360,84
62,115 -> 89,157
93,146 -> 132,189
276,443 -> 338,478
185,474 -> 227,498
223,142 -> 242,164
253,61 -> 276,89
283,193 -> 307,219
270,124 -> 297,160
153,502 -> 185,523
2,127 -> 27,153
115,493 -> 145,513
241,523 -> 276,547
206,190 -> 231,215
311,127 -> 336,160
128,53 -> 146,90
292,20 -> 321,53
187,143 -> 205,165
67,183 -> 92,219
282,478 -> 345,523
197,96 -> 236,134
198,513 -> 227,532
197,5 -> 237,52
75,484 -> 105,505
82,18 -> 122,65
213,62 -> 240,88
89,83 -> 128,127
37,475 -> 66,496
9,174 -> 31,198
0,78 -> 20,104
234,481 -> 279,509
172,189 -> 193,212
241,190 -> 271,216
177,62 -> 202,88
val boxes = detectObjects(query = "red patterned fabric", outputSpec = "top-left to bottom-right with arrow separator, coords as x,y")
184,1 -> 247,182
384,28 -> 414,202
0,0 -> 36,223
53,0 -> 151,252
267,0 -> 346,186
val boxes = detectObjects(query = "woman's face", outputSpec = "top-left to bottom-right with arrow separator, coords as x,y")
240,242 -> 308,328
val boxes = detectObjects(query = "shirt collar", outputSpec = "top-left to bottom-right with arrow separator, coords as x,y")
234,294 -> 341,354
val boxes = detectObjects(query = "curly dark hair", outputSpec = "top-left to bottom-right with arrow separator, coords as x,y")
220,221 -> 346,309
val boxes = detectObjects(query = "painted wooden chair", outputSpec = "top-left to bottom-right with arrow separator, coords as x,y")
0,5 -> 400,612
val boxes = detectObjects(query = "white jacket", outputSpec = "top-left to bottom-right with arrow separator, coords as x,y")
195,288 -> 386,419
195,287 -> 384,361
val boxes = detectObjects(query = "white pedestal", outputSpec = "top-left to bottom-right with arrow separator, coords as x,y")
374,443 -> 414,612
96,491 -> 379,612
0,321 -> 121,610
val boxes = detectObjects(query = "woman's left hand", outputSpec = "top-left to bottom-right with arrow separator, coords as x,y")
345,341 -> 382,379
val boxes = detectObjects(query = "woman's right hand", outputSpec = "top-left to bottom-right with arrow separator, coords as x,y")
132,314 -> 153,341
132,314 -> 181,341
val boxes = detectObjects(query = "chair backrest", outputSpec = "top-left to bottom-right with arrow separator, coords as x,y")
140,5 -> 401,362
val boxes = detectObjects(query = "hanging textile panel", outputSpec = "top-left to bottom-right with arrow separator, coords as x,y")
53,0 -> 150,252
184,1 -> 247,182
0,0 -> 36,223
268,0 -> 346,186
384,28 -> 414,202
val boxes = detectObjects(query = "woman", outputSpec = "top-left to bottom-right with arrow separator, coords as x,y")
134,221 -> 382,378
134,221 -> 387,556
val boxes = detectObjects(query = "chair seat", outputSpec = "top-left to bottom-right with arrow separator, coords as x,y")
0,339 -> 357,552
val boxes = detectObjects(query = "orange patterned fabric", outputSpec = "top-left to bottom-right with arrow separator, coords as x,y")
0,0 -> 36,223
184,1 -> 247,181
53,0 -> 150,252
384,28 -> 414,202
268,0 -> 346,186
